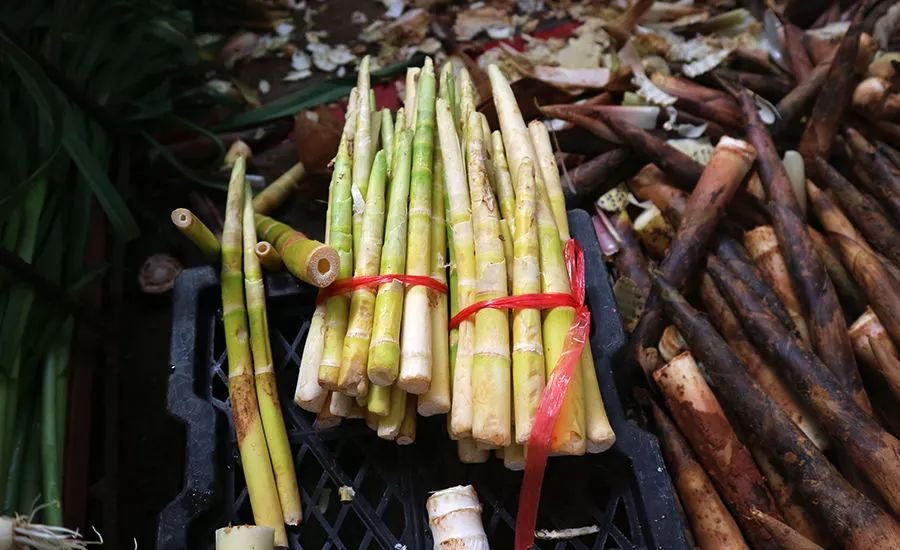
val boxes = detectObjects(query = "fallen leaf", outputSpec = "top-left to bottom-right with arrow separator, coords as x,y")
454,7 -> 513,41
294,106 -> 345,170
384,8 -> 431,46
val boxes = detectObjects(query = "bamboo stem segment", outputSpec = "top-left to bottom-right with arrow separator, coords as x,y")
171,208 -> 220,262
252,162 -> 306,215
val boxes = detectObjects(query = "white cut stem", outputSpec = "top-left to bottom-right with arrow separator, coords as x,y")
216,525 -> 275,550
426,486 -> 490,550
295,304 -> 328,412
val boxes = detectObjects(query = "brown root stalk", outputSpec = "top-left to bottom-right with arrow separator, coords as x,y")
628,165 -> 688,226
561,148 -> 632,207
849,309 -> 900,435
870,337 -> 900,402
650,73 -> 743,129
656,275 -> 900,548
542,105 -> 703,188
772,62 -> 830,137
781,18 -> 814,81
629,137 -> 756,376
733,85 -> 865,408
707,257 -> 900,517
652,352 -> 780,549
810,156 -> 900,266
633,205 -> 673,259
843,126 -> 900,220
749,509 -> 824,550
797,3 -> 867,160
700,273 -> 827,449
708,69 -> 793,101
610,211 -> 652,299
750,448 -> 825,545
642,392 -> 749,550
807,227 -> 867,316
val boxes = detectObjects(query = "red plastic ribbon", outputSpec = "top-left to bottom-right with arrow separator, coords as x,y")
315,274 -> 447,305
514,238 -> 590,550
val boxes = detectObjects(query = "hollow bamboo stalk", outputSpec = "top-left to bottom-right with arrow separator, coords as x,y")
368,131 -> 413,387
645,395 -> 749,550
254,241 -> 283,271
171,208 -> 220,261
656,275 -> 900,549
437,98 -> 476,439
252,162 -> 306,215
630,137 -> 756,377
419,141 -> 451,416
398,57 -> 436,394
254,215 -> 339,287
653,352 -> 780,549
338,151 -> 388,396
744,226 -> 811,345
467,111 -> 511,448
220,158 -> 287,546
707,257 -> 900,517
511,159 -> 545,444
700,272 -> 827,449
242,188 -> 302,525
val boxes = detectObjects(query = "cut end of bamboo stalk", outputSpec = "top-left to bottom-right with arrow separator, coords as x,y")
305,246 -> 340,287
171,208 -> 193,228
215,525 -> 274,550
427,485 -> 490,550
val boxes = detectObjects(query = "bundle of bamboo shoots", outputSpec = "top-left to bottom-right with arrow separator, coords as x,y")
285,57 -> 614,467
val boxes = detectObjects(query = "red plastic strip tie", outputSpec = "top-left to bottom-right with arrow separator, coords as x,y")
315,274 -> 447,305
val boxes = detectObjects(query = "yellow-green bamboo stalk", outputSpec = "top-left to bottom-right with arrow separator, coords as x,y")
489,64 -> 586,455
458,69 -> 476,147
436,98 -> 476,439
580,345 -> 615,453
252,162 -> 306,215
254,241 -> 283,271
511,159 -> 546,444
467,111 -> 512,448
398,57 -> 436,394
254,215 -> 338,287
367,384 -> 392,416
378,384 -> 407,440
490,132 -> 517,232
171,208 -> 220,262
370,90 -> 381,154
419,142 -> 451,416
351,56 -> 374,260
318,120 -> 355,389
220,158 -> 287,546
499,219 -> 515,291
242,186 -> 302,525
368,130 -> 414,386
480,116 -> 493,160
529,120 -> 569,240
338,151 -> 388,396
397,396 -> 417,445
381,109 -> 394,173
439,62 -> 457,132
404,67 -> 420,129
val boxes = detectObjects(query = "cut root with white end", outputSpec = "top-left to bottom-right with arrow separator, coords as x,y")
0,513 -> 102,550
426,485 -> 490,550
215,524 -> 275,550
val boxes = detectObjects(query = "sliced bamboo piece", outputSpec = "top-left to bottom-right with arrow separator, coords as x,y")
254,215 -> 338,287
467,111 -> 511,448
700,272 -> 827,449
242,187 -> 302,525
656,276 -> 900,548
398,57 -> 436,394
511,159 -> 544,444
419,141 -> 451,416
252,162 -> 306,215
368,131 -> 414,387
652,352 -> 780,549
629,137 -> 757,377
707,257 -> 900,517
644,394 -> 749,550
338,151 -> 388,396
254,241 -> 283,271
171,208 -> 220,261
744,226 -> 811,345
220,158 -> 287,546
628,164 -> 687,226
437,98 -> 476,439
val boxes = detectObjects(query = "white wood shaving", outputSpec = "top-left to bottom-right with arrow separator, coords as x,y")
535,525 -> 600,540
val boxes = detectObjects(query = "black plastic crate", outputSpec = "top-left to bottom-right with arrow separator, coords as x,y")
157,210 -> 687,550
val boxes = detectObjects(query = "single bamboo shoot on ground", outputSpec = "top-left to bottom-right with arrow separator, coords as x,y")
656,275 -> 900,549
511,159 -> 545,444
220,158 -> 286,546
426,486 -> 489,550
707,257 -> 900,517
398,58 -> 436,394
467,111 -> 511,447
171,208 -> 220,261
242,188 -> 302,525
437,99 -> 476,439
338,151 -> 388,396
652,352 -> 780,549
644,394 -> 748,550
252,162 -> 306,215
419,141 -> 451,416
368,132 -> 414,387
